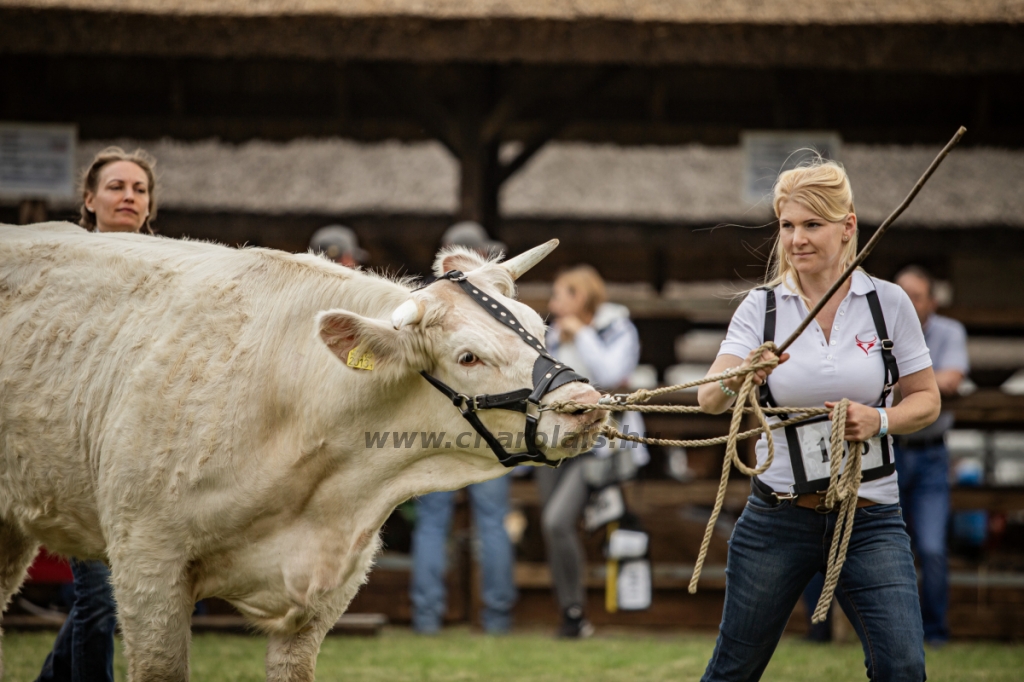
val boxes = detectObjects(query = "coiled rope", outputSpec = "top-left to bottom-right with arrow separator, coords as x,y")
544,127 -> 966,623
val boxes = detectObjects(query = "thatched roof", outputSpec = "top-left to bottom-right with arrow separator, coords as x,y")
53,138 -> 1024,227
5,1 -> 1024,23
2,1 -> 1022,68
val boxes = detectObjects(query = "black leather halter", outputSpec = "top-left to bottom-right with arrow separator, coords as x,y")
416,270 -> 589,467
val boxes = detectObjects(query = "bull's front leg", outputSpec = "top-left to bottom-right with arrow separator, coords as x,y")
109,547 -> 195,682
0,520 -> 40,680
265,610 -> 339,682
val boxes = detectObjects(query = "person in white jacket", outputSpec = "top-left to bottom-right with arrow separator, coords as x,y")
537,265 -> 648,638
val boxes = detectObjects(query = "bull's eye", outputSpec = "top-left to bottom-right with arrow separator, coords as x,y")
459,352 -> 480,366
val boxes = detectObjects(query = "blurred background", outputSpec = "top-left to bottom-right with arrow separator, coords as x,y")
2,0 -> 1023,642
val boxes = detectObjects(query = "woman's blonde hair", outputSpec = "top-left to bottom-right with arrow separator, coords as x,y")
79,146 -> 158,233
555,265 -> 607,319
765,155 -> 857,298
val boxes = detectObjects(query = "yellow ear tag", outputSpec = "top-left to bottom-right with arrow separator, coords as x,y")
346,346 -> 375,371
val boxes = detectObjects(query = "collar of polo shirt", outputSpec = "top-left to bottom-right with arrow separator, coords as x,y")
776,270 -> 875,300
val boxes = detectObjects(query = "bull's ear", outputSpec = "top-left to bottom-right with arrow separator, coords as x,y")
433,246 -> 490,278
317,310 -> 403,370
463,264 -> 516,298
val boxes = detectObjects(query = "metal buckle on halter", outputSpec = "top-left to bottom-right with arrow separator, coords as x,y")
452,394 -> 473,414
525,401 -> 540,420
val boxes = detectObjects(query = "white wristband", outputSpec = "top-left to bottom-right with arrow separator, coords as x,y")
875,408 -> 889,437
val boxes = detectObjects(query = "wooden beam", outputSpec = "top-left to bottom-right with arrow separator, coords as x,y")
497,68 -> 622,185
2,9 -> 1023,73
363,66 -> 461,157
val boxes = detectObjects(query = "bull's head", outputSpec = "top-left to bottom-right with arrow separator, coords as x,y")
317,240 -> 607,466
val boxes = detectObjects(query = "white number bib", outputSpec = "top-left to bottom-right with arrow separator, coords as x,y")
792,417 -> 885,485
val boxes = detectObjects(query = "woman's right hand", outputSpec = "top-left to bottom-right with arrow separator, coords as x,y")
699,349 -> 789,414
733,348 -> 789,388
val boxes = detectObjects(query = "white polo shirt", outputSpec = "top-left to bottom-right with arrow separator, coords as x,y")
719,270 -> 932,504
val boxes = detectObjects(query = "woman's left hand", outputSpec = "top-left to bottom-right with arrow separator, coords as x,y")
824,400 -> 882,442
557,315 -> 585,342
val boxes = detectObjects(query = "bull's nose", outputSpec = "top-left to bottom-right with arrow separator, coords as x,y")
572,384 -> 602,406
573,385 -> 602,405
569,385 -> 608,422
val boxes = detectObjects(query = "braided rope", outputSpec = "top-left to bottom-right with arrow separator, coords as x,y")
811,398 -> 864,624
545,343 -> 865,606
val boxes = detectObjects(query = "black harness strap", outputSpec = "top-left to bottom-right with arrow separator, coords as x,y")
416,270 -> 590,468
866,288 -> 900,403
758,286 -> 779,409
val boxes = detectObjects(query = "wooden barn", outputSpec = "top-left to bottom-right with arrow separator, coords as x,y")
2,0 -> 1023,639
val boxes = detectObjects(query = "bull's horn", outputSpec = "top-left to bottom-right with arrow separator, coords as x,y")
391,299 -> 423,330
501,239 -> 559,281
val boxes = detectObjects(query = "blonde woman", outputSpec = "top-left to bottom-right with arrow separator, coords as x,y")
696,159 -> 940,681
36,146 -> 157,682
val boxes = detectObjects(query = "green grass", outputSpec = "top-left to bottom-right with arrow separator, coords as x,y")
3,628 -> 1022,681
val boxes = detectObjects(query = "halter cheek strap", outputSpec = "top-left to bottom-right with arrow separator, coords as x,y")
416,270 -> 590,467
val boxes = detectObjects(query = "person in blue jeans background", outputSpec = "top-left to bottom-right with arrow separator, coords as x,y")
409,222 -> 517,635
410,476 -> 518,634
895,265 -> 969,645
37,561 -> 117,682
36,146 -> 159,682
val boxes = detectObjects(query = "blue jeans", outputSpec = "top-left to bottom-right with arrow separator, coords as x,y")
410,476 -> 517,633
702,496 -> 925,682
895,442 -> 951,643
37,559 -> 116,682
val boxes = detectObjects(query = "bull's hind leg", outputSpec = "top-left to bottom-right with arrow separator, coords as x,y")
0,520 -> 40,678
109,551 -> 194,682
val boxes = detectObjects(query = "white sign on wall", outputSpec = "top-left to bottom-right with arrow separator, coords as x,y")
0,123 -> 77,200
742,131 -> 842,205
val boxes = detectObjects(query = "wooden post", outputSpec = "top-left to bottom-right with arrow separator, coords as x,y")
457,138 -> 500,229
456,68 -> 500,230
18,199 -> 48,225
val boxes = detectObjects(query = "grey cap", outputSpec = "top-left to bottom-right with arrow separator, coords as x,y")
441,221 -> 505,253
309,225 -> 369,263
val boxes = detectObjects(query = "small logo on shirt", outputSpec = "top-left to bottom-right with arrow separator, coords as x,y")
855,334 -> 877,355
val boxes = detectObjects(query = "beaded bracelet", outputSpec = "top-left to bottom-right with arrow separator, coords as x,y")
718,378 -> 737,398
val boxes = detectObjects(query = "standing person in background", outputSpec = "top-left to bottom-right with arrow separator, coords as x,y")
895,265 -> 969,646
538,265 -> 649,638
309,224 -> 369,267
408,221 -> 517,635
37,146 -> 158,682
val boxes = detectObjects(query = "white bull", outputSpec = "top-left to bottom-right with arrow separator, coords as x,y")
0,222 -> 604,681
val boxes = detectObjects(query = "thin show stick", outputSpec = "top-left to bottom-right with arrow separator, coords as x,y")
776,126 -> 967,355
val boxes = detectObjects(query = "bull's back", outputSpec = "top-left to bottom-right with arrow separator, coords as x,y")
0,223 -> 262,553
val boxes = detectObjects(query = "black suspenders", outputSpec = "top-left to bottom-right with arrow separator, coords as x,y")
756,282 -> 898,494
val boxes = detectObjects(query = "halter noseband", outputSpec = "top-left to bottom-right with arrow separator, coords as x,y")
416,270 -> 589,467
